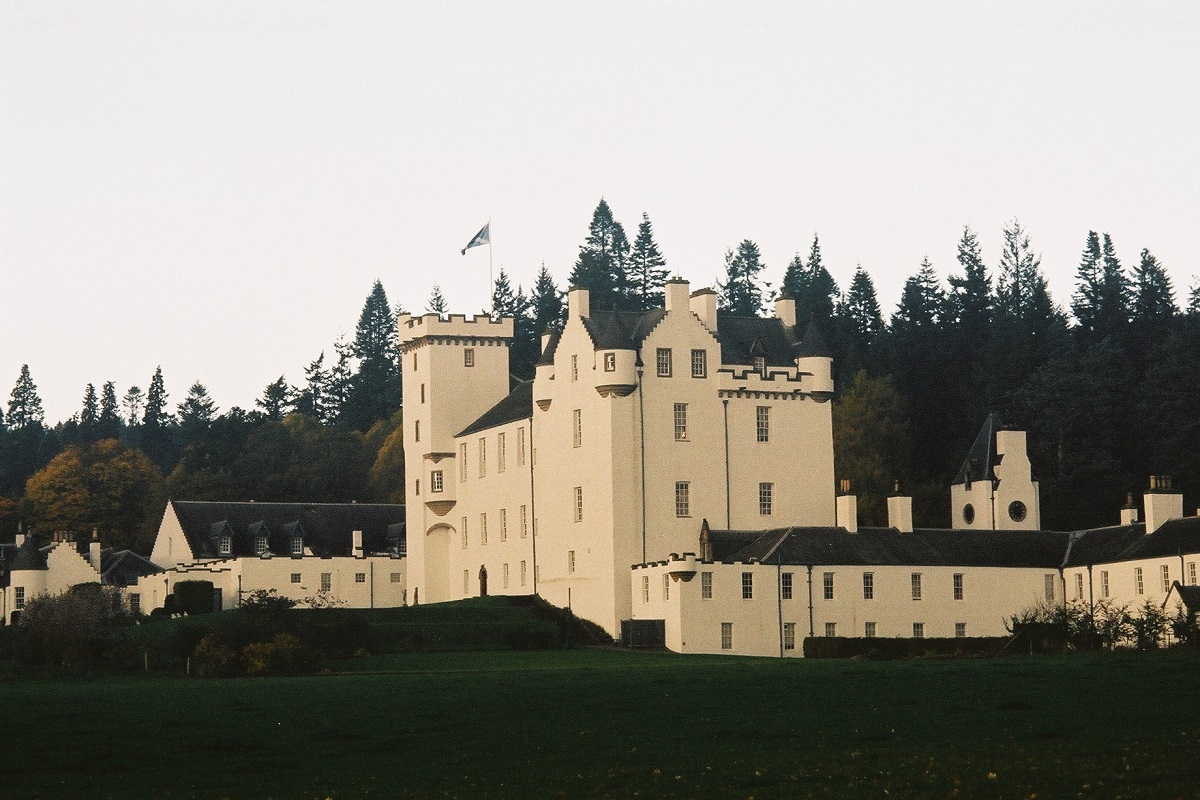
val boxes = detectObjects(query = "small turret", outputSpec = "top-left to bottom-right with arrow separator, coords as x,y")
796,319 -> 833,400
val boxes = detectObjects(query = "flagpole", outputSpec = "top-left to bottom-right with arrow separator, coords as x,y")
488,216 -> 494,315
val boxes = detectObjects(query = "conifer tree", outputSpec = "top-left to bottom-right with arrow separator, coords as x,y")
98,381 -> 121,440
177,381 -> 217,433
122,386 -> 144,427
80,383 -> 99,440
892,258 -> 945,333
718,240 -> 768,316
258,376 -> 292,421
7,364 -> 45,429
344,281 -> 402,431
804,235 -> 839,321
142,367 -> 170,429
427,284 -> 449,317
627,213 -> 668,311
569,199 -> 630,311
995,219 -> 1057,325
781,252 -> 807,305
297,353 -> 333,423
1071,230 -> 1104,331
491,269 -> 516,321
839,267 -> 884,345
947,225 -> 991,337
1131,248 -> 1176,321
1189,281 -> 1200,316
531,263 -> 564,334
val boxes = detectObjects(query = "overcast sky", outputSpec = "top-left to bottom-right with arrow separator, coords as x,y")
3,1 -> 1197,424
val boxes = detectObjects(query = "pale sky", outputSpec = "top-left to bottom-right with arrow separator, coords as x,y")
3,1 -> 1197,424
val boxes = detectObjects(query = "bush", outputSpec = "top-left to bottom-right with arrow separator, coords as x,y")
803,636 -> 1009,659
243,633 -> 317,676
192,633 -> 242,678
14,585 -> 133,673
173,581 -> 216,616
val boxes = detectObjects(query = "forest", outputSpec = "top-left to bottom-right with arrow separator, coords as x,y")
2,198 -> 1198,552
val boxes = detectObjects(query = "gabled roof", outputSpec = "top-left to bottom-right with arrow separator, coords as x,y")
1166,582 -> 1200,613
714,314 -> 800,367
795,318 -> 831,359
581,309 -> 668,351
1065,516 -> 1200,566
953,412 -> 1003,485
457,381 -> 533,438
9,536 -> 48,571
170,500 -> 405,561
100,549 -> 163,586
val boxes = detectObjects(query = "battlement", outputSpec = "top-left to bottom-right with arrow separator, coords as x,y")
397,312 -> 514,345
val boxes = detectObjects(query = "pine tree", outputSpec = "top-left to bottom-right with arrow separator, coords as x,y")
569,199 -> 631,311
297,352 -> 333,423
1099,233 -> 1131,330
1189,280 -> 1200,316
1071,231 -> 1104,331
839,267 -> 884,345
7,364 -> 45,429
947,225 -> 991,336
177,381 -> 217,440
627,213 -> 668,311
122,386 -> 144,427
491,269 -> 517,321
328,338 -> 355,423
98,381 -> 121,440
143,367 -> 170,429
892,258 -> 945,333
1132,248 -> 1176,321
531,263 -> 565,333
427,284 -> 449,317
258,376 -> 292,421
344,281 -> 402,431
781,252 -> 808,305
140,366 -> 174,468
995,219 -> 1057,325
80,383 -> 99,440
718,240 -> 769,316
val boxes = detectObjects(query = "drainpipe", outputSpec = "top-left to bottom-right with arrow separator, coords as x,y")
806,565 -> 815,638
1058,567 -> 1066,612
370,560 -> 375,609
638,364 -> 648,563
1087,563 -> 1094,633
722,399 -> 731,528
776,554 -> 784,658
529,415 -> 538,596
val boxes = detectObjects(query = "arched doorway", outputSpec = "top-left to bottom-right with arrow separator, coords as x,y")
478,565 -> 488,597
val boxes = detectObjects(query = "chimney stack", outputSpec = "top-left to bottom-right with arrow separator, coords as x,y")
1144,475 -> 1183,534
90,529 -> 102,571
567,286 -> 590,318
1120,492 -> 1139,525
774,295 -> 797,328
352,529 -> 364,558
887,482 -> 913,533
664,277 -> 690,313
836,480 -> 858,534
689,288 -> 718,331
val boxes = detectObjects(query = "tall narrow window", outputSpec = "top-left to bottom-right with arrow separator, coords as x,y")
459,443 -> 468,481
219,535 -> 232,556
461,517 -> 468,549
603,352 -> 616,371
741,572 -> 753,599
911,573 -> 922,600
480,513 -> 488,545
520,560 -> 528,586
912,622 -> 925,639
756,406 -> 770,443
500,509 -> 508,542
571,354 -> 578,382
642,575 -> 650,603
656,348 -> 672,377
321,573 -> 332,592
721,622 -> 733,650
1101,570 -> 1110,598
675,482 -> 690,517
1161,564 -> 1171,593
431,471 -> 444,493
478,438 -> 487,477
662,574 -> 670,601
464,348 -> 475,367
415,420 -> 420,442
1075,573 -> 1084,600
955,622 -> 967,638
416,478 -> 421,496
573,409 -> 582,448
953,573 -> 964,600
1190,562 -> 1197,586
822,572 -> 834,600
673,403 -> 688,441
517,427 -> 526,465
754,356 -> 766,375
701,572 -> 713,599
863,572 -> 874,600
15,587 -> 25,610
520,505 -> 528,538
759,482 -> 773,516
420,383 -> 425,404
1045,573 -> 1057,602
498,433 -> 506,472
463,570 -> 469,594
781,572 -> 793,600
691,349 -> 707,378
783,622 -> 796,650
825,622 -> 837,638
568,550 -> 576,574
503,563 -> 510,589
864,621 -> 877,638
573,487 -> 583,522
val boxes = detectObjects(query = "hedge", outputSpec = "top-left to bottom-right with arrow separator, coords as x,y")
803,636 -> 1010,659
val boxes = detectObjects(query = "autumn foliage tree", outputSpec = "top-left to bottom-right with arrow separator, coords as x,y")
24,439 -> 165,553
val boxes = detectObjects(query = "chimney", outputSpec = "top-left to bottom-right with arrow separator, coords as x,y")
15,522 -> 24,548
1144,475 -> 1183,534
90,529 -> 102,571
664,277 -> 690,313
887,483 -> 913,533
836,479 -> 858,533
567,286 -> 590,318
352,529 -> 364,558
689,288 -> 718,331
1120,492 -> 1139,525
774,295 -> 797,328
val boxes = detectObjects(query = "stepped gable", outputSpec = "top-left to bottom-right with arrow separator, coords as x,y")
535,329 -> 561,367
708,525 -> 1071,569
457,380 -> 534,438
952,412 -> 1003,485
9,536 -> 48,571
171,500 -> 405,560
795,318 -> 831,359
580,309 -> 667,351
100,549 -> 163,586
715,313 -> 799,367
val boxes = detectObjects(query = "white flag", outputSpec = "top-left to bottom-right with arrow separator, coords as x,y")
461,223 -> 490,255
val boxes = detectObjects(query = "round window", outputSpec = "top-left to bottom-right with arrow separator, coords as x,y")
963,504 -> 975,524
1009,500 -> 1027,522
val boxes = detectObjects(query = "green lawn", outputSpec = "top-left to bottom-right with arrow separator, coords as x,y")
2,648 -> 1198,799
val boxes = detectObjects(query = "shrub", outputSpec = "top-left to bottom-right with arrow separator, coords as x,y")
1129,600 -> 1167,650
192,633 -> 242,678
14,585 -> 132,673
173,581 -> 216,615
242,633 -> 317,676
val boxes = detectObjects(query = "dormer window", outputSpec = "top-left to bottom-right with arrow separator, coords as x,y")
219,535 -> 232,556
255,536 -> 267,555
754,356 -> 766,375
291,536 -> 303,556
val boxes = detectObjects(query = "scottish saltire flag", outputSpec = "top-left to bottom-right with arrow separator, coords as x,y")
461,223 -> 490,255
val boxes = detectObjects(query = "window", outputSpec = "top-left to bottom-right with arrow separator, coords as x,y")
459,443 -> 468,481
498,433 -> 506,472
1190,562 -> 1197,586
759,482 -> 773,516
500,509 -> 508,542
503,563 -> 509,589
955,623 -> 967,638
756,406 -> 770,443
781,572 -> 793,600
415,479 -> 420,496
741,572 -> 753,599
642,575 -> 650,603
520,560 -> 527,586
464,348 -> 475,367
478,438 -> 486,477
415,420 -> 420,442
573,409 -> 582,448
953,573 -> 964,601
691,349 -> 707,378
675,482 -> 690,517
1045,573 -> 1057,602
390,572 -> 401,583
291,537 -> 303,556
823,572 -> 834,600
754,356 -> 766,375
130,593 -> 141,614
431,471 -> 444,493
15,587 -> 25,610
219,534 -> 232,556
463,570 -> 469,594
864,622 -> 877,638
573,487 -> 583,522
825,622 -> 837,638
412,353 -> 417,371
701,571 -> 713,599
320,573 -> 331,592
480,513 -> 488,545
1075,573 -> 1084,600
1162,565 -> 1171,593
461,517 -> 468,549
420,383 -> 425,404
656,348 -> 672,377
604,352 -> 616,372
568,550 -> 576,574
721,622 -> 733,650
290,573 -> 301,584
963,504 -> 975,524
1008,500 -> 1027,522
254,536 -> 267,555
673,403 -> 688,441
863,572 -> 874,600
662,574 -> 670,601
913,622 -> 925,639
355,573 -> 366,583
911,573 -> 922,600
520,505 -> 528,538
783,622 -> 796,651
1101,570 -> 1110,598
517,427 -> 526,466
571,354 -> 578,382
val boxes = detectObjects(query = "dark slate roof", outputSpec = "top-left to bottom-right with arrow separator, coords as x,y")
1061,524 -> 1145,567
1066,516 -> 1200,566
952,412 -> 1003,485
457,381 -> 534,438
795,318 -> 831,359
171,500 -> 405,560
581,309 -> 667,351
535,329 -> 561,367
101,549 -> 163,586
1168,582 -> 1200,612
709,525 -> 1072,569
714,314 -> 800,367
9,537 -> 48,571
